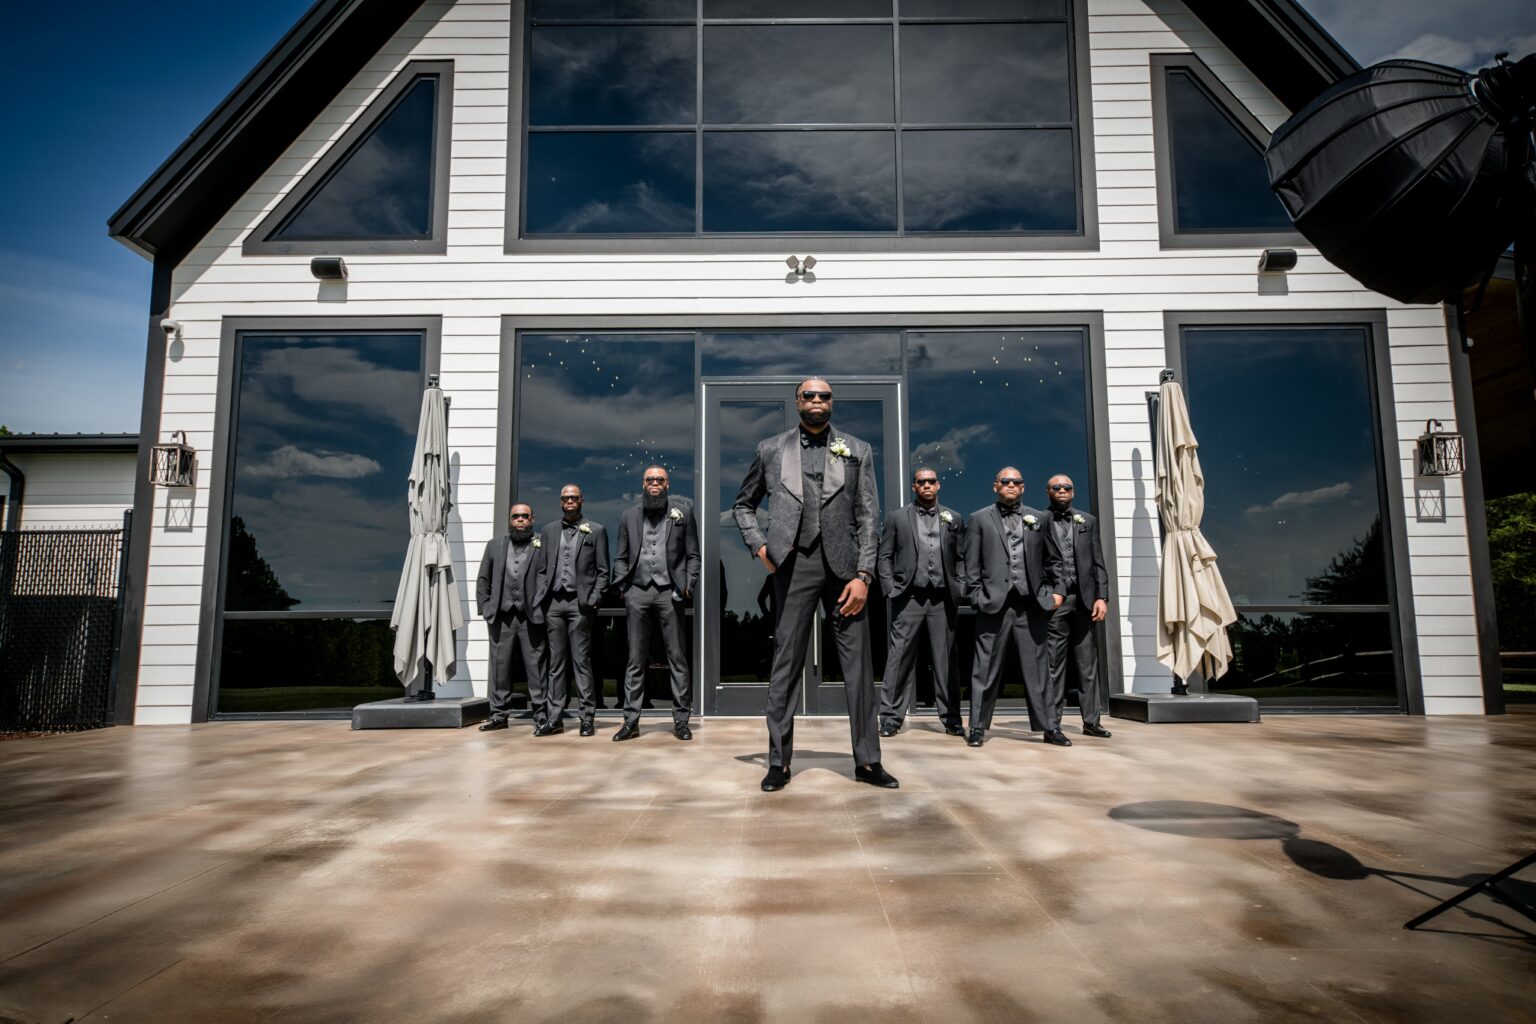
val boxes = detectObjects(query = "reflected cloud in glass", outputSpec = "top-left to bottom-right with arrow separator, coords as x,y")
900,23 -> 1070,124
704,25 -> 894,125
904,129 -> 1077,232
704,131 -> 896,232
533,0 -> 695,18
530,26 -> 695,126
526,132 -> 696,234
701,332 -> 901,377
707,0 -> 890,15
903,0 -> 1065,15
1166,70 -> 1293,233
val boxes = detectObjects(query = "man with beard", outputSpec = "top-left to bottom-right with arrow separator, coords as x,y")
962,469 -> 1065,748
475,503 -> 549,732
733,378 -> 897,792
612,465 -> 699,741
877,468 -> 966,738
1042,474 -> 1112,740
535,484 -> 610,738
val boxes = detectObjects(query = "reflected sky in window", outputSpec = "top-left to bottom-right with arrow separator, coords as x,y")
704,26 -> 894,125
517,335 -> 696,529
900,23 -> 1070,124
531,27 -> 694,126
533,0 -> 695,18
226,334 -> 423,610
273,78 -> 436,241
704,131 -> 896,232
906,330 -> 1090,516
707,0 -> 890,15
904,0 -> 1064,15
1166,69 -> 1293,233
525,132 -> 695,234
904,129 -> 1077,232
701,332 -> 901,377
1184,327 -> 1388,606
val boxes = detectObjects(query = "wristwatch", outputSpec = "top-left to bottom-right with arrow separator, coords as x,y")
855,570 -> 873,585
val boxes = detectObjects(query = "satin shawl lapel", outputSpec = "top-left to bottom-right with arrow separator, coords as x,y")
823,430 -> 846,503
780,429 -> 803,503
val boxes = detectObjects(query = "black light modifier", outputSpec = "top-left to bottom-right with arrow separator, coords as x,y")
1257,248 -> 1298,273
310,256 -> 348,281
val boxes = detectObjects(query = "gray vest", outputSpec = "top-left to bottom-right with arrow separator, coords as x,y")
502,538 -> 532,612
640,513 -> 670,588
914,508 -> 944,588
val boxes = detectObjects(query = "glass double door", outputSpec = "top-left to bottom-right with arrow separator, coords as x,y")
701,382 -> 903,715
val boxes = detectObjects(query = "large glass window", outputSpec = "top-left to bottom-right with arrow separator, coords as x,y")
217,332 -> 425,714
521,2 -> 1083,236
1182,325 -> 1399,708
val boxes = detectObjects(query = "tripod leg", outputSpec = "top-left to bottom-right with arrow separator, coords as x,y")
1404,850 -> 1536,930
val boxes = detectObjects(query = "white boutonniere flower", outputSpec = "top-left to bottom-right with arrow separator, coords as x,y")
669,507 -> 685,523
532,537 -> 542,549
578,522 -> 592,534
1072,513 -> 1086,525
829,438 -> 852,460
1022,514 -> 1039,530
939,510 -> 954,525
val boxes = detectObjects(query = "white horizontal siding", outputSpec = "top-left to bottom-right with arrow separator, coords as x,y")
8,453 -> 136,529
135,0 -> 1484,723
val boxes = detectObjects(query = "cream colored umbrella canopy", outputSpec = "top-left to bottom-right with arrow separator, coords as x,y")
390,381 -> 464,692
1154,379 -> 1238,682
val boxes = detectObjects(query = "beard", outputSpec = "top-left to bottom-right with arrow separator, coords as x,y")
1049,494 -> 1072,510
563,505 -> 583,522
510,525 -> 535,543
641,489 -> 670,514
800,408 -> 830,428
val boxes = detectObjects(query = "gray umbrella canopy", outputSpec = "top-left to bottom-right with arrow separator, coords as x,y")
1154,380 -> 1237,682
390,383 -> 464,689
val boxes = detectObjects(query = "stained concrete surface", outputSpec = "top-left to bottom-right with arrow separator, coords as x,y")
0,714 -> 1533,1023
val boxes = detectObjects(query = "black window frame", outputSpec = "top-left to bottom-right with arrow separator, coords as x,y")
243,60 -> 456,257
1163,309 -> 1421,714
505,0 -> 1099,253
193,316 -> 443,722
1148,53 -> 1306,250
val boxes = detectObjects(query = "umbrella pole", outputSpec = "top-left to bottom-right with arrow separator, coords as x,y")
1147,370 -> 1188,697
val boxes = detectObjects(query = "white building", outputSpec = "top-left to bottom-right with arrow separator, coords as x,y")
105,0 -> 1501,724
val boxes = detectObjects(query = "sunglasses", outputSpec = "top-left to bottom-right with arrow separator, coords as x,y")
800,390 -> 833,401
643,475 -> 668,483
1048,484 -> 1074,492
997,478 -> 1024,486
559,495 -> 582,502
509,513 -> 533,520
914,478 -> 939,486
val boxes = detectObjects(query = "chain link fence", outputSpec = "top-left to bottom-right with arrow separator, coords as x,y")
0,515 -> 129,732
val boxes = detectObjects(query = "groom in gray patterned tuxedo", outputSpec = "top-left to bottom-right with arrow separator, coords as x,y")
733,378 -> 898,792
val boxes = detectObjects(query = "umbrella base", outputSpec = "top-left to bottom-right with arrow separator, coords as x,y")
1109,692 -> 1260,724
352,696 -> 491,730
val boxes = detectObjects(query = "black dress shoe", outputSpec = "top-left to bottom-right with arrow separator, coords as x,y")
1043,729 -> 1073,747
855,763 -> 900,789
478,717 -> 508,732
1082,722 -> 1112,738
943,722 -> 965,736
966,728 -> 985,747
612,722 -> 639,742
533,719 -> 564,737
761,765 -> 791,792
579,718 -> 595,737
674,723 -> 693,741
878,723 -> 898,738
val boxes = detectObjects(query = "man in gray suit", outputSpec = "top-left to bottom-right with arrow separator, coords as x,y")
612,466 -> 699,742
962,469 -> 1066,748
535,484 -> 610,738
733,378 -> 897,792
1043,474 -> 1112,740
877,468 -> 966,737
475,503 -> 549,732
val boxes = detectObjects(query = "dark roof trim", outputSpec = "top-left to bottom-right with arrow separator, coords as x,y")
108,0 -> 425,263
1182,0 -> 1360,113
0,434 -> 141,455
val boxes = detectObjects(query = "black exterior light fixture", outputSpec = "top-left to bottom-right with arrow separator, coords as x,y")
1416,419 -> 1466,477
1257,247 -> 1298,273
785,255 -> 817,281
148,430 -> 197,487
310,256 -> 348,281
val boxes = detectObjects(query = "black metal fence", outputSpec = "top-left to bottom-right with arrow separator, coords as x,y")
0,515 -> 129,732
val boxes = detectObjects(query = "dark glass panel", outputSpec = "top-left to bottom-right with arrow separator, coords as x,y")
1183,327 -> 1388,606
717,400 -> 788,688
903,0 -> 1065,16
226,334 -> 422,611
903,129 -> 1077,232
700,332 -> 902,376
272,79 -> 436,241
525,132 -> 695,234
532,0 -> 695,19
216,618 -> 401,713
1166,69 -> 1293,233
530,27 -> 695,125
706,0 -> 890,15
704,131 -> 896,232
516,335 -> 696,529
1212,612 -> 1398,707
906,330 -> 1089,517
704,26 -> 894,124
900,23 -> 1071,124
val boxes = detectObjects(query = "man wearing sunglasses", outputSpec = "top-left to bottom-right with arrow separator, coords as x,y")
733,378 -> 897,791
475,503 -> 549,733
1042,474 -> 1112,740
535,484 -> 610,738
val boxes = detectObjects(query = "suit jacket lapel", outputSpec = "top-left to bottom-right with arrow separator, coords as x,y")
823,426 -> 845,503
780,429 -> 803,503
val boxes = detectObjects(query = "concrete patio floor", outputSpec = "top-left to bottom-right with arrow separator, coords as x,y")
1,713 -> 1533,1024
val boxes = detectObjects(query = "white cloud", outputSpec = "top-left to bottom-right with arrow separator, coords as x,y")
243,445 -> 381,480
1246,481 -> 1352,515
911,423 -> 994,476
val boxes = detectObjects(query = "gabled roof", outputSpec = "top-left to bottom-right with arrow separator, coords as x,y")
108,0 -> 1357,264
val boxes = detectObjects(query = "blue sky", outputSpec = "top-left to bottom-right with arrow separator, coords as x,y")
1,0 -> 1531,435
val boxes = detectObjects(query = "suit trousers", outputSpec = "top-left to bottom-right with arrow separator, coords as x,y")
545,594 -> 596,721
879,586 -> 959,729
1047,603 -> 1103,727
968,591 -> 1057,733
766,544 -> 881,769
488,609 -> 547,721
621,584 -> 691,726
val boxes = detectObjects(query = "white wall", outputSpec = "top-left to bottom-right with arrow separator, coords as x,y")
133,0 -> 1485,723
7,453 -> 135,529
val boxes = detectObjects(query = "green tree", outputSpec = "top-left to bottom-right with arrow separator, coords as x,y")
1487,493 -> 1536,651
0,425 -> 11,435
223,516 -> 298,612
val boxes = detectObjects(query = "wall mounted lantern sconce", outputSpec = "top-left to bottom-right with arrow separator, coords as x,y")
1257,248 -> 1298,273
785,255 -> 817,282
1416,419 -> 1465,476
311,256 -> 348,281
149,431 -> 197,487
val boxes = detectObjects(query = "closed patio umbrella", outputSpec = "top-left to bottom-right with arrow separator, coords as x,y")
1154,378 -> 1237,685
390,377 -> 463,699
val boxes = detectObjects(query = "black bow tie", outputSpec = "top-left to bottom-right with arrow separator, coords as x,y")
563,520 -> 580,530
1053,509 -> 1073,521
917,506 -> 938,517
998,504 -> 1019,517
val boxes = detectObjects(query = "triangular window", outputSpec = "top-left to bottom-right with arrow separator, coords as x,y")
246,61 -> 451,254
